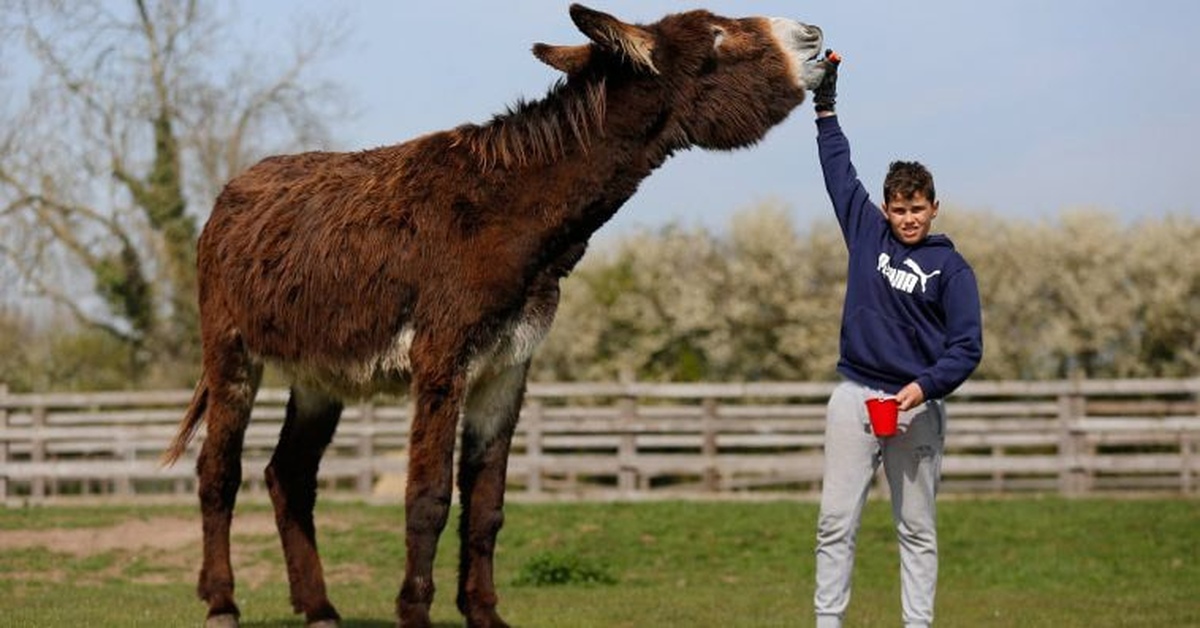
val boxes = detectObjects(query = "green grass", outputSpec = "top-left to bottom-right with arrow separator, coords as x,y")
0,497 -> 1197,627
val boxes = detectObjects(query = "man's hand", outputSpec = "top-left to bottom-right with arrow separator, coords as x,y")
895,381 -> 926,411
813,49 -> 841,114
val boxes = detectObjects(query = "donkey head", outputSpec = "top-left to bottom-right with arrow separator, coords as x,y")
534,4 -> 824,151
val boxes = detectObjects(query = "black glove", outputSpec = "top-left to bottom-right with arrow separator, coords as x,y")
813,49 -> 840,113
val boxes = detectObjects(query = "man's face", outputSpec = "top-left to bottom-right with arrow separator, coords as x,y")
883,192 -> 938,245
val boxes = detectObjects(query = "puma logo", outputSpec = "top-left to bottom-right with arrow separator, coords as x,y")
902,258 -> 941,293
877,253 -> 941,294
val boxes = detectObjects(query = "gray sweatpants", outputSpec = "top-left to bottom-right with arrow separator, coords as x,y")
814,380 -> 945,628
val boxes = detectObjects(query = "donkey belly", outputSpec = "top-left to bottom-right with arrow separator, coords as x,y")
276,313 -> 552,402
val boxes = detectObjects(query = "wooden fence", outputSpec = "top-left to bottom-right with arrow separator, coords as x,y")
1,378 -> 1198,504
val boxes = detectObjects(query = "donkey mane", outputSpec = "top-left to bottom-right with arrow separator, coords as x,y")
452,78 -> 607,170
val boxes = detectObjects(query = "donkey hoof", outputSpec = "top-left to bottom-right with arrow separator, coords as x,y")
467,611 -> 510,628
308,620 -> 340,628
205,613 -> 239,628
397,605 -> 432,628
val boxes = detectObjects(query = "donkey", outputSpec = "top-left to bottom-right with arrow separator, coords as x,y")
164,5 -> 824,627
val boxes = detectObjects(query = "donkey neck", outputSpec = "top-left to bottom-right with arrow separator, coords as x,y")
449,75 -> 682,237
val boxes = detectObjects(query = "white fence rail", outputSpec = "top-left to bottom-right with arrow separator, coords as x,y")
1,379 -> 1198,503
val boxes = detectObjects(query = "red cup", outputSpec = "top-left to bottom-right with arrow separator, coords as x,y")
865,397 -> 899,437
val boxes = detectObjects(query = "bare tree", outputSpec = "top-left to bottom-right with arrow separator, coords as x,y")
0,0 -> 346,385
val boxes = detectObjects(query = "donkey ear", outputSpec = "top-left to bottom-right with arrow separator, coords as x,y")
532,43 -> 593,75
568,3 -> 658,74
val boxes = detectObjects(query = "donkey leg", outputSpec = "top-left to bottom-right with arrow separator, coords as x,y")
397,359 -> 468,628
265,386 -> 344,626
456,362 -> 529,628
196,346 -> 262,627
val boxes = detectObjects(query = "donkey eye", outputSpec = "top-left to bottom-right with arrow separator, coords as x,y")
711,25 -> 727,49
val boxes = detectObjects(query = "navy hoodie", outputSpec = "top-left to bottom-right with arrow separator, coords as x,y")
818,116 -> 982,400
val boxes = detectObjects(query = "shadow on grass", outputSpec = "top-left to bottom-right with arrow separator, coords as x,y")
242,620 -> 458,628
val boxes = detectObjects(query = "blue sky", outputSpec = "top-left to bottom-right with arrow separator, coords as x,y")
245,1 -> 1199,241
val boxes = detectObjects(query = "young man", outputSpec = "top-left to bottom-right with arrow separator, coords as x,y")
810,53 -> 983,628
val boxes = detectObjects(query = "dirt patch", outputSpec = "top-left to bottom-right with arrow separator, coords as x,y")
0,512 -> 276,556
0,510 -> 380,589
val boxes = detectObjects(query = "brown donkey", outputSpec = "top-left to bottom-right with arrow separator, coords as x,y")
164,5 -> 824,627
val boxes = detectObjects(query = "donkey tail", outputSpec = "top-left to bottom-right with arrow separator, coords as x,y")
161,376 -> 210,466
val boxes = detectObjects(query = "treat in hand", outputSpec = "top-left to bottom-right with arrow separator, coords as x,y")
813,49 -> 840,113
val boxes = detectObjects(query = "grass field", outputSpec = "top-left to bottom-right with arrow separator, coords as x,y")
0,497 -> 1197,627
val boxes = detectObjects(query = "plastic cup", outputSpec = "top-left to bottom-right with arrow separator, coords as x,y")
865,397 -> 899,437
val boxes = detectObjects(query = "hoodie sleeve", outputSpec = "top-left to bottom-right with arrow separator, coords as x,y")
817,116 -> 880,245
915,264 -> 984,399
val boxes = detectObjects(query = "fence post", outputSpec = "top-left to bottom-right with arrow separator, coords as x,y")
1057,384 -> 1088,496
357,400 -> 376,496
991,444 -> 1004,493
116,430 -> 134,496
1185,379 -> 1200,495
31,402 -> 47,500
617,393 -> 638,494
1182,433 -> 1195,495
525,399 -> 544,496
701,398 -> 719,492
0,383 -> 8,501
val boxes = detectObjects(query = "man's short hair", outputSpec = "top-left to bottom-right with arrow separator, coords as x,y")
883,160 -> 936,203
